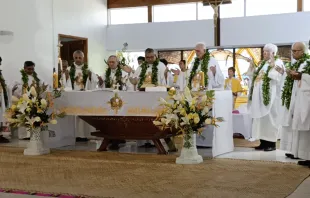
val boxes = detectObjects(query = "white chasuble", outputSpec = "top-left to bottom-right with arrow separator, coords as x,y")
65,63 -> 97,138
134,62 -> 167,86
186,57 -> 224,91
100,69 -> 132,90
279,61 -> 308,151
247,59 -> 284,142
291,73 -> 310,160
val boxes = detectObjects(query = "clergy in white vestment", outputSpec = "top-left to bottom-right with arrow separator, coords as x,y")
290,55 -> 310,167
134,48 -> 166,148
98,55 -> 132,91
12,61 -> 43,140
167,60 -> 187,91
278,42 -> 309,158
134,48 -> 167,88
247,43 -> 285,152
59,60 -> 69,87
186,43 -> 224,91
0,57 -> 11,143
65,50 -> 98,142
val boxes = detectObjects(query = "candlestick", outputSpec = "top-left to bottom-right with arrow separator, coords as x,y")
59,58 -> 63,71
53,68 -> 58,89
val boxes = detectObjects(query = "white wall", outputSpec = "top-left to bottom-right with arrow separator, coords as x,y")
106,12 -> 310,51
0,0 -> 107,86
106,20 -> 214,51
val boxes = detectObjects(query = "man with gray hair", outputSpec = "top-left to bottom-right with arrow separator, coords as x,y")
247,43 -> 285,151
186,42 -> 224,91
65,50 -> 98,142
278,42 -> 310,164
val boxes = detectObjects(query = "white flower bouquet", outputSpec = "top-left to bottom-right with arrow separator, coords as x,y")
153,87 -> 223,149
5,84 -> 65,129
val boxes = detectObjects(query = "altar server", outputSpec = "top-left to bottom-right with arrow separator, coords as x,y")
0,57 -> 10,143
65,50 -> 97,142
168,60 -> 187,91
224,67 -> 243,109
279,42 -> 309,157
186,42 -> 224,91
247,43 -> 284,152
12,61 -> 43,139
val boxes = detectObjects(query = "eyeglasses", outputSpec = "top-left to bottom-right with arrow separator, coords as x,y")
291,49 -> 302,53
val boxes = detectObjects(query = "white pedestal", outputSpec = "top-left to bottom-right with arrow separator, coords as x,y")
176,134 -> 203,164
24,128 -> 50,156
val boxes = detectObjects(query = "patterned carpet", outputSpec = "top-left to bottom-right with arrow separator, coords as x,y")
0,147 -> 309,198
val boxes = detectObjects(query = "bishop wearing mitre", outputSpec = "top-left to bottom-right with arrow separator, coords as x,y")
134,48 -> 167,88
247,43 -> 284,152
12,61 -> 43,140
65,50 -> 97,142
187,43 -> 224,91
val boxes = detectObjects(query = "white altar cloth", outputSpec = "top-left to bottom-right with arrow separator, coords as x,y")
50,90 -> 234,157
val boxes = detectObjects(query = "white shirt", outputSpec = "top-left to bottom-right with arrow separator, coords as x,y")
134,61 -> 167,86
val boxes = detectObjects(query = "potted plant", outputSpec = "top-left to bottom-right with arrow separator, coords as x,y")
153,87 -> 223,164
5,84 -> 65,155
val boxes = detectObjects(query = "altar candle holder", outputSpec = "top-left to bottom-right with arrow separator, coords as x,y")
199,71 -> 205,91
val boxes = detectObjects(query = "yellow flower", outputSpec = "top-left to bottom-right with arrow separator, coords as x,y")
193,113 -> 200,124
50,120 -> 57,124
40,99 -> 47,109
11,105 -> 17,111
30,86 -> 37,97
11,96 -> 19,103
22,94 -> 29,100
205,118 -> 212,125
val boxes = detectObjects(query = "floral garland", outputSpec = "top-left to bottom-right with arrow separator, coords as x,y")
105,65 -> 123,89
69,63 -> 89,90
302,60 -> 310,75
137,59 -> 159,89
248,60 -> 267,101
0,71 -> 8,108
188,51 -> 210,89
20,69 -> 40,93
281,54 -> 310,109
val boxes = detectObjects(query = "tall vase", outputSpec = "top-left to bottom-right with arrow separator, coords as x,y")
176,133 -> 203,164
24,127 -> 50,156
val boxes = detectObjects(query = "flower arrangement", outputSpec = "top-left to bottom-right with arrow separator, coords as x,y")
153,87 -> 223,148
5,84 -> 65,130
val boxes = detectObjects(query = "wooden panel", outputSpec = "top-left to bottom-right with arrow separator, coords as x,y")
148,5 -> 152,22
297,0 -> 302,12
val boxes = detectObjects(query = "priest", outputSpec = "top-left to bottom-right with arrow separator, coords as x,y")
187,42 -> 224,91
12,61 -> 42,140
98,55 -> 132,90
0,56 -> 10,143
290,58 -> 310,167
279,42 -> 309,159
134,48 -> 167,88
247,43 -> 284,151
224,67 -> 243,109
65,50 -> 97,142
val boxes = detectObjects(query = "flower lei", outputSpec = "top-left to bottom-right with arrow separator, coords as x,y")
0,71 -> 8,108
20,69 -> 40,93
69,63 -> 89,90
188,51 -> 210,89
281,54 -> 310,109
137,59 -> 159,89
302,60 -> 310,75
248,60 -> 267,101
105,65 -> 123,89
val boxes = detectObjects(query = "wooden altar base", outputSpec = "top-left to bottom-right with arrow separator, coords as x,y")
80,116 -> 178,154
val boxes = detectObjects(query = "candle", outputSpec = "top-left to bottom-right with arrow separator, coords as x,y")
59,58 -> 63,72
53,72 -> 58,89
199,71 -> 205,88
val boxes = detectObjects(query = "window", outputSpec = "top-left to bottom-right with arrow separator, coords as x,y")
197,2 -> 214,20
158,51 -> 182,64
109,7 -> 148,25
246,0 -> 297,16
153,3 -> 197,22
122,52 -> 145,70
304,0 -> 310,11
220,0 -> 245,18
211,49 -> 234,79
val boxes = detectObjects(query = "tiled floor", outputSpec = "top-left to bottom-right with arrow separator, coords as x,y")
0,139 -> 309,198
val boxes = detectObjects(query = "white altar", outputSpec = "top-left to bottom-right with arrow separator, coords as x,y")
48,90 -> 234,157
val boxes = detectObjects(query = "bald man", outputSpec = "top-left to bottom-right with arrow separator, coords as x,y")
186,42 -> 224,91
278,42 -> 310,161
